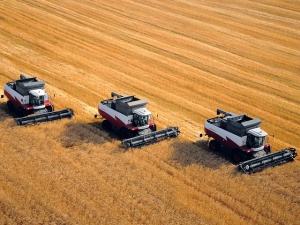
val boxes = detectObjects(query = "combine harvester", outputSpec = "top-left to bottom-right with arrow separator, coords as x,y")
96,92 -> 180,148
1,74 -> 74,125
201,109 -> 297,173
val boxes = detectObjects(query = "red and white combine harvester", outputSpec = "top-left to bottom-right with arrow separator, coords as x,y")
97,92 -> 180,148
201,109 -> 297,173
1,74 -> 74,125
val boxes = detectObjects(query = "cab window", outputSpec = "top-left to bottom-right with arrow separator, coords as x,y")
133,114 -> 149,127
29,94 -> 44,106
247,134 -> 265,148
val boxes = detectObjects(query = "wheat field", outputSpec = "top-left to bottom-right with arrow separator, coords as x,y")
0,0 -> 299,224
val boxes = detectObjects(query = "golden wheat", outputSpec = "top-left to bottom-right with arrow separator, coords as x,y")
0,0 -> 299,224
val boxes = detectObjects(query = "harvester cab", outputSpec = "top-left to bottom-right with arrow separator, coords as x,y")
98,92 -> 180,148
28,89 -> 48,113
133,108 -> 151,127
29,89 -> 45,104
132,108 -> 154,135
246,128 -> 267,150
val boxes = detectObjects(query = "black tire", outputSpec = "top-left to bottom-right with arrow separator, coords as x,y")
17,107 -> 28,117
150,124 -> 157,132
232,150 -> 242,164
7,101 -> 14,111
102,120 -> 112,131
46,106 -> 54,112
120,128 -> 133,139
209,140 -> 220,151
264,145 -> 271,154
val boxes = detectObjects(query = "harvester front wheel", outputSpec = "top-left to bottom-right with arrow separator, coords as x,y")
209,140 -> 220,151
232,150 -> 242,164
17,107 -> 28,117
46,106 -> 54,112
264,145 -> 271,154
150,125 -> 157,132
102,120 -> 112,131
120,128 -> 133,139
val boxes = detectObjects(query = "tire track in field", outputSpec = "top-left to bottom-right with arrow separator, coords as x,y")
133,0 -> 300,43
9,0 -> 300,95
1,0 -> 298,144
79,0 -> 300,83
103,0 -> 300,73
25,0 -> 300,116
6,0 -> 300,92
2,0 -> 300,118
1,21 -> 298,147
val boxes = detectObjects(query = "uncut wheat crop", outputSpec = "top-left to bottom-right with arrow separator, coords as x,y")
0,0 -> 299,224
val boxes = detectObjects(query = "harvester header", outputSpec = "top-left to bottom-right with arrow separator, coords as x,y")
239,148 -> 297,173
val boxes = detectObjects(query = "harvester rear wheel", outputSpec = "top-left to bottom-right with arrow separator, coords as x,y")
102,120 -> 112,131
7,101 -> 14,111
209,140 -> 220,151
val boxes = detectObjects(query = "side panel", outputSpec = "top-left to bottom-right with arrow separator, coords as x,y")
205,121 -> 246,149
99,103 -> 133,129
4,85 -> 30,108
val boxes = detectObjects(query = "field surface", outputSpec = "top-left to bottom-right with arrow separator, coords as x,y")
0,0 -> 300,224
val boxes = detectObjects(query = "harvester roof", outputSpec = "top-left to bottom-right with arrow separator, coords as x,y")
29,89 -> 46,97
247,128 -> 267,137
133,108 -> 151,116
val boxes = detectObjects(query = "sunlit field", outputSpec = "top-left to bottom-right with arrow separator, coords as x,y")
0,0 -> 299,224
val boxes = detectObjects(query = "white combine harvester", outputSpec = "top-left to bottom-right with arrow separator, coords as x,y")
97,92 -> 180,148
1,74 -> 74,125
201,109 -> 297,173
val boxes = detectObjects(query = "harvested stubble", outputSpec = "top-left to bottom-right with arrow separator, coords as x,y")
0,0 -> 299,224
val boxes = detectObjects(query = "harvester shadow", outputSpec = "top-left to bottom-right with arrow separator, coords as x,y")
60,120 -> 120,148
0,102 -> 19,121
171,140 -> 232,170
